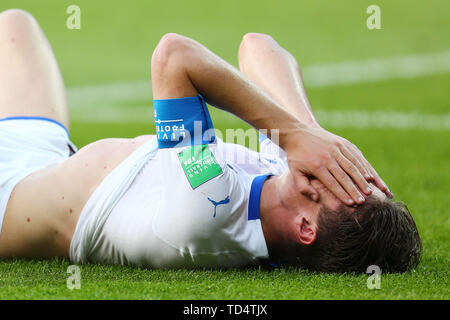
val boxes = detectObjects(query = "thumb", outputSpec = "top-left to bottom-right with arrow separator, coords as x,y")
294,173 -> 319,202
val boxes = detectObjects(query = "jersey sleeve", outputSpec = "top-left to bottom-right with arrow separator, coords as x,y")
152,94 -> 288,177
259,132 -> 287,162
153,93 -> 228,189
215,138 -> 288,176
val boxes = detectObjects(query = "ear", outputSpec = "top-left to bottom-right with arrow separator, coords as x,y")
295,216 -> 317,246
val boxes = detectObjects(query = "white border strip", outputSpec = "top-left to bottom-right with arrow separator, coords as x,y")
70,105 -> 450,130
67,51 -> 450,130
315,110 -> 450,131
304,51 -> 450,87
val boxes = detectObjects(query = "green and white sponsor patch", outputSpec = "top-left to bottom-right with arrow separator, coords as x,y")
178,145 -> 223,189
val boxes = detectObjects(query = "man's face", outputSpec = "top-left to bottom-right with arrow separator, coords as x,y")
273,171 -> 389,243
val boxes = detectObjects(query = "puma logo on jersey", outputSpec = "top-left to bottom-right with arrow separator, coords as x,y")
207,196 -> 230,218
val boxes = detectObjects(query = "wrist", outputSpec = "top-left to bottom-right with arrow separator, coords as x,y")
278,122 -> 309,150
278,121 -> 327,153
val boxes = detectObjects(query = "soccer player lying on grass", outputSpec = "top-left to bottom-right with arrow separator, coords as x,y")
0,10 -> 422,273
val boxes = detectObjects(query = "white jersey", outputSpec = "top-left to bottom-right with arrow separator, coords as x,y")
70,137 -> 287,268
70,94 -> 288,268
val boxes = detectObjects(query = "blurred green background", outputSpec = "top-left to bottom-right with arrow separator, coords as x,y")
3,0 -> 448,85
0,0 -> 448,299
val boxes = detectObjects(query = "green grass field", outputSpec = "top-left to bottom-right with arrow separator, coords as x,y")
0,0 -> 449,299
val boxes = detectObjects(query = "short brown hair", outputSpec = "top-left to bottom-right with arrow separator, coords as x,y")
293,196 -> 422,273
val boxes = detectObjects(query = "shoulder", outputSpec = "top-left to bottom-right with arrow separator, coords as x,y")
214,138 -> 288,176
152,143 -> 247,244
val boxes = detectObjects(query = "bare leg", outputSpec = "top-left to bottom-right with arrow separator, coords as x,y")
0,9 -> 69,129
238,33 -> 319,128
237,33 -> 392,197
150,33 -> 389,204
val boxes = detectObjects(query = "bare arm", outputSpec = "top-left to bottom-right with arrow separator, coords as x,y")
152,34 -> 303,139
151,33 -> 391,205
237,33 -> 392,199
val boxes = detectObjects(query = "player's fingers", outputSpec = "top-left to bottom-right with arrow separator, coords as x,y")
335,149 -> 372,196
369,166 -> 394,198
350,148 -> 393,198
327,160 -> 366,205
340,145 -> 372,181
350,146 -> 377,181
294,172 -> 319,202
315,167 -> 356,206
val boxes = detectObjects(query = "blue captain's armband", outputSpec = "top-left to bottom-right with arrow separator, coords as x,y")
153,94 -> 216,149
259,132 -> 269,144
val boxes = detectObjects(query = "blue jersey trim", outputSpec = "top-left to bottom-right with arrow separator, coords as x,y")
226,163 -> 238,174
259,132 -> 268,144
259,258 -> 280,268
248,174 -> 271,221
153,94 -> 215,149
0,116 -> 69,136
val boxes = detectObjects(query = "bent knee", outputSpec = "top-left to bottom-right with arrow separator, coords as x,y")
0,9 -> 41,45
241,32 -> 274,48
157,33 -> 190,50
0,9 -> 37,31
